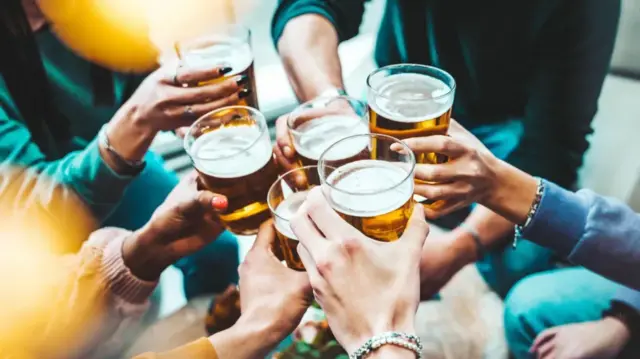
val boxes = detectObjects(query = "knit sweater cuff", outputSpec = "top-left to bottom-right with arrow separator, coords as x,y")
101,235 -> 158,304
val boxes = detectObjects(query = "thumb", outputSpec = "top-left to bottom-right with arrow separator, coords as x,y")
179,190 -> 228,218
401,204 -> 430,250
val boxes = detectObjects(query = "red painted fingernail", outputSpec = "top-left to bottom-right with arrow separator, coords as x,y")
212,196 -> 228,210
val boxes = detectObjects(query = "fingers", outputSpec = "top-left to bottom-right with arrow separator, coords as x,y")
164,64 -> 233,86
400,204 -> 429,250
164,91 -> 246,127
397,136 -> 468,157
413,181 -> 472,203
253,220 -> 277,251
422,200 -> 468,219
291,203 -> 329,257
414,163 -> 461,183
530,328 -> 557,354
297,243 -> 324,291
179,190 -> 228,218
304,187 -> 361,240
276,114 -> 295,159
173,77 -> 242,105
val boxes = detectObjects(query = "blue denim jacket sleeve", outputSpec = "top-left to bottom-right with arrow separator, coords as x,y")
523,180 -> 640,292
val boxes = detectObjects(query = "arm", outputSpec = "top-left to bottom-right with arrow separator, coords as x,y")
5,228 -> 156,359
272,0 -> 367,101
454,0 -> 621,253
0,106 -> 153,225
520,180 -> 640,290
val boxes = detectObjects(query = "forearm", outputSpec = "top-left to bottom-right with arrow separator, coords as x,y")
278,14 -> 344,101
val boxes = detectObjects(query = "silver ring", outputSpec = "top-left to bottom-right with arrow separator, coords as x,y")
183,105 -> 195,120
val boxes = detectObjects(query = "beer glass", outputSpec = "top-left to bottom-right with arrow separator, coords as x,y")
177,24 -> 259,109
288,96 -> 369,167
267,166 -> 322,271
318,134 -> 416,242
184,106 -> 278,235
367,64 -> 456,205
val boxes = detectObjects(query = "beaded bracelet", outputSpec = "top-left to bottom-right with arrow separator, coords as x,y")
513,177 -> 544,248
349,332 -> 423,359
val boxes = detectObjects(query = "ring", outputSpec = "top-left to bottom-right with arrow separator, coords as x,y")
183,105 -> 196,120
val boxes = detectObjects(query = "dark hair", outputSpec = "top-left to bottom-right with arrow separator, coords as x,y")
0,0 -> 117,159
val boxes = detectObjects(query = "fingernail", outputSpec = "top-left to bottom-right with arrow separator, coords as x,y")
235,75 -> 249,86
212,196 -> 228,210
219,66 -> 233,75
283,146 -> 294,157
239,89 -> 252,99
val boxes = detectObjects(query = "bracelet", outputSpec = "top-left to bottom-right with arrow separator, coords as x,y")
98,125 -> 146,175
350,332 -> 423,359
458,222 -> 486,260
513,177 -> 544,248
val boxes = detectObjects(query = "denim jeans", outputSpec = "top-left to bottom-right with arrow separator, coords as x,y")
104,152 -> 239,299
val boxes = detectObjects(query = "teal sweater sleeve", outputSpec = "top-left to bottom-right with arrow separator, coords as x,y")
0,106 -> 134,222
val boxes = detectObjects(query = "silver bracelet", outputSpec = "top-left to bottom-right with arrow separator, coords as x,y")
349,332 -> 423,359
513,177 -> 545,248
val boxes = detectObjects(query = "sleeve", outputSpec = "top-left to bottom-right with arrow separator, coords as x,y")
0,106 -> 136,223
9,228 -> 157,358
271,0 -> 368,45
505,0 -> 621,189
132,338 -> 219,359
612,286 -> 640,314
523,180 -> 640,291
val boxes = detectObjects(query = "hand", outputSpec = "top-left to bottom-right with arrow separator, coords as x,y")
122,61 -> 245,133
273,113 -> 298,173
395,119 -> 501,218
530,318 -> 631,359
211,221 -> 312,358
122,172 -> 228,281
292,188 -> 429,353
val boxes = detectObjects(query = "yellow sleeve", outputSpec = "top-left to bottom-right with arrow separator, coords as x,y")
133,337 -> 219,359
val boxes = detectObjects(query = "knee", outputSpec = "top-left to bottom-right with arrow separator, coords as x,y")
503,275 -> 553,359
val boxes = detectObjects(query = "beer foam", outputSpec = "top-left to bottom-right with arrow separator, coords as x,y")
190,125 -> 272,178
183,38 -> 253,76
326,160 -> 413,217
295,115 -> 369,161
274,191 -> 309,240
370,73 -> 452,123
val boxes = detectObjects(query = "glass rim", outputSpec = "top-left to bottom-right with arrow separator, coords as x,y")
183,105 -> 266,162
176,23 -> 251,55
366,63 -> 457,102
267,165 -> 320,222
286,95 -> 367,136
318,133 -> 416,196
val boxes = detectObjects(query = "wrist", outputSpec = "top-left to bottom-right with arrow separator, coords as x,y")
106,103 -> 157,161
210,315 -> 281,358
446,228 -> 479,266
122,227 -> 172,281
345,321 -> 417,354
484,159 -> 538,225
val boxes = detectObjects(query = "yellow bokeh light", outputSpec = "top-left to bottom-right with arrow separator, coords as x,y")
40,0 -> 254,73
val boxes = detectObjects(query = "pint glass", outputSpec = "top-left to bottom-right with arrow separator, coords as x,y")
288,96 -> 369,167
318,134 -> 416,242
177,24 -> 259,109
267,166 -> 322,271
184,106 -> 277,235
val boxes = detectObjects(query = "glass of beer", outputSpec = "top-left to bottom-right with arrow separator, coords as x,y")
367,64 -> 456,205
184,106 -> 278,235
177,24 -> 259,109
267,166 -> 322,271
318,134 -> 416,242
288,96 -> 370,167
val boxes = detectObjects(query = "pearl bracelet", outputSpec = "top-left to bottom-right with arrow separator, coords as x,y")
349,332 -> 423,359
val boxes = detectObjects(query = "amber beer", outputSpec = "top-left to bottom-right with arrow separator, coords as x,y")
319,134 -> 416,242
185,106 -> 277,235
288,96 -> 369,167
268,166 -> 323,271
367,65 -> 456,165
178,25 -> 259,109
